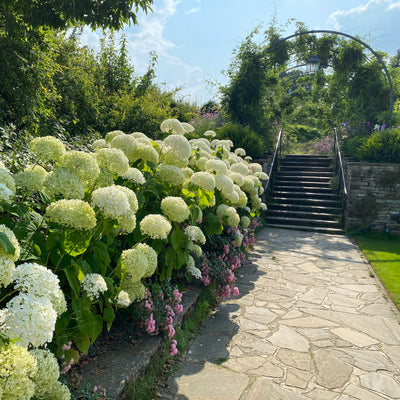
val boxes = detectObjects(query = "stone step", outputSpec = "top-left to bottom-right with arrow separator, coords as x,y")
276,174 -> 332,183
266,209 -> 340,221
264,223 -> 344,234
280,160 -> 331,167
273,185 -> 334,194
278,170 -> 334,177
268,203 -> 342,214
266,216 -> 341,229
270,196 -> 341,207
280,165 -> 333,172
274,180 -> 332,188
273,190 -> 339,201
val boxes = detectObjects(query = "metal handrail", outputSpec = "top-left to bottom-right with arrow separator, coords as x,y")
264,127 -> 284,195
333,127 -> 348,228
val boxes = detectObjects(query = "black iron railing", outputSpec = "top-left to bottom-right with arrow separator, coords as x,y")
332,127 -> 348,228
264,127 -> 284,196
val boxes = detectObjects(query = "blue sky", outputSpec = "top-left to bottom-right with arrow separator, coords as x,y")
81,0 -> 400,105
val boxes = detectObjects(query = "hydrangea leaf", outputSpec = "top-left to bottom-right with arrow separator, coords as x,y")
61,229 -> 92,257
0,231 -> 15,256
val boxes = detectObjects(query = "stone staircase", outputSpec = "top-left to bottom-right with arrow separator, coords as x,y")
265,154 -> 343,234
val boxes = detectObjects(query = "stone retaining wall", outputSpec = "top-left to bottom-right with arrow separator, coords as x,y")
343,160 -> 400,233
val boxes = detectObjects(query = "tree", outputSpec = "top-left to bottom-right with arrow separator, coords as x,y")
0,0 -> 153,30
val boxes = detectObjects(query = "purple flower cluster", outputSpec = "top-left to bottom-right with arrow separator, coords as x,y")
313,136 -> 334,154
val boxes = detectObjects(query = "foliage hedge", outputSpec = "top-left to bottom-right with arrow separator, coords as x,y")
342,128 -> 400,163
0,119 -> 266,399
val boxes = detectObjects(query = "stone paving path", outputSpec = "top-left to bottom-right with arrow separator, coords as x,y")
160,228 -> 400,400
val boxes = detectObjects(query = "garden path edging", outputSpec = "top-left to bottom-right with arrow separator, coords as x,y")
77,282 -> 205,399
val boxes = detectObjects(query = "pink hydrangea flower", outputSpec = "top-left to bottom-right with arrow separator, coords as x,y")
169,339 -> 178,355
233,287 -> 239,296
175,304 -> 183,313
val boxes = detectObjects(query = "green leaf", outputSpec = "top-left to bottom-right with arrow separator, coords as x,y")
46,231 -> 59,251
64,265 -> 82,297
176,250 -> 189,269
92,240 -> 110,275
77,311 -> 103,342
204,212 -> 223,235
171,228 -> 185,250
75,332 -> 90,354
103,306 -> 115,331
61,229 -> 92,257
0,232 -> 15,256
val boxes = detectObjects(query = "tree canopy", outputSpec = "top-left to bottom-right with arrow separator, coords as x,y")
0,0 -> 153,30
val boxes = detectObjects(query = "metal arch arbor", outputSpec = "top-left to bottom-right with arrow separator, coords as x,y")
265,29 -> 394,125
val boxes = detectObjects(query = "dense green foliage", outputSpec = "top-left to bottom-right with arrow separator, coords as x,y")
357,128 -> 400,162
217,123 -> 266,158
220,20 -> 400,147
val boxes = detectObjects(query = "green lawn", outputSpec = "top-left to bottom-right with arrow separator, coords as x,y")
352,231 -> 400,308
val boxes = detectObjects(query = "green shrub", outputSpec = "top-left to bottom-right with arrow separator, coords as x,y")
285,124 -> 321,143
357,128 -> 400,163
341,135 -> 369,158
216,123 -> 266,158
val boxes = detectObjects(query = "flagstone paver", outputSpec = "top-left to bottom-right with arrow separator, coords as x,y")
161,228 -> 400,399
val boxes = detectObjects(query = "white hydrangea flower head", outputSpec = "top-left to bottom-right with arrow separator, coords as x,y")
251,194 -> 262,210
160,119 -> 185,135
30,136 -> 66,162
235,148 -> 246,157
190,139 -> 211,154
187,257 -> 202,279
215,174 -> 234,194
0,341 -> 37,399
0,257 -> 14,288
12,263 -> 66,315
121,247 -> 148,281
189,171 -> 215,192
114,185 -> 138,212
92,167 -> 115,189
197,156 -> 209,171
92,138 -> 107,150
105,130 -> 124,144
46,199 -> 97,230
187,241 -> 202,257
228,153 -> 242,164
228,172 -> 245,187
30,348 -> 60,398
110,134 -> 138,162
163,134 -> 191,159
121,278 -> 146,302
180,167 -> 193,180
91,186 -> 131,219
204,130 -> 216,138
136,136 -> 153,146
3,293 -> 57,347
95,147 -> 129,176
140,214 -> 172,239
234,185 -> 248,208
161,151 -> 188,168
45,381 -> 71,400
223,189 -> 239,204
205,159 -> 228,175
130,131 -> 148,139
14,170 -> 45,193
211,139 -> 233,150
260,202 -> 268,211
184,225 -> 206,244
241,176 -> 258,194
249,163 -> 263,173
0,224 -> 20,262
182,122 -> 195,133
117,290 -> 132,308
245,156 -> 252,162
121,167 -> 146,185
58,150 -> 100,187
241,216 -> 251,228
216,204 -> 240,226
0,160 -> 6,169
161,196 -> 190,222
131,144 -> 159,165
43,168 -> 85,200
114,210 -> 137,235
0,168 -> 16,196
0,183 -> 14,203
255,171 -> 269,180
234,231 -> 244,247
139,243 -> 158,278
82,273 -> 108,300
157,164 -> 185,186
230,162 -> 249,176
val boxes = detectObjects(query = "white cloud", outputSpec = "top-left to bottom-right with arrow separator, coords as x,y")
186,7 -> 201,15
327,0 -> 400,54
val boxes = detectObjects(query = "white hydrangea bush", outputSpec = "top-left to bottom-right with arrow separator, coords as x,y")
0,117 -> 266,397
